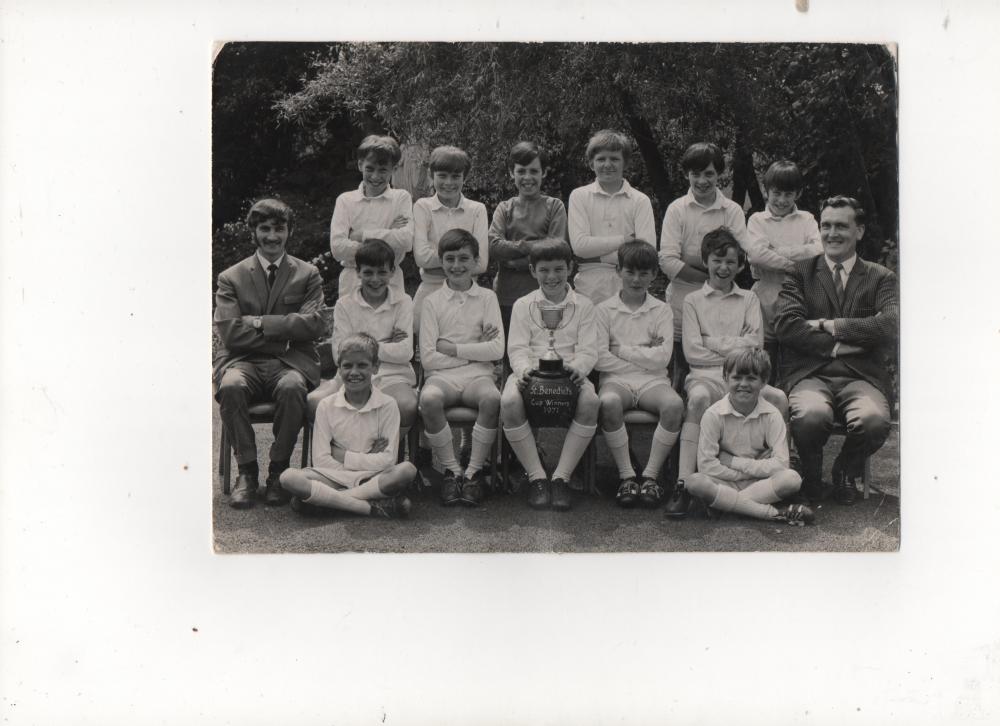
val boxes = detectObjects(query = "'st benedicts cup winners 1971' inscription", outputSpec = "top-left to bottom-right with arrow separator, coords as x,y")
523,301 -> 579,428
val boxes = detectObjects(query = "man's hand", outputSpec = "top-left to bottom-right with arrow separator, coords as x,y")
480,324 -> 500,342
381,327 -> 408,343
348,228 -> 365,243
368,437 -> 389,454
563,362 -> 587,386
390,215 -> 409,230
436,339 -> 459,356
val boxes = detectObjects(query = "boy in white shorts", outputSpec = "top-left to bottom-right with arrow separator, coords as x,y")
419,229 -> 505,507
595,240 -> 683,509
667,227 -> 789,519
279,333 -> 417,518
306,239 -> 418,440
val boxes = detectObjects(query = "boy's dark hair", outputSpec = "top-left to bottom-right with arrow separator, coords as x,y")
355,238 -> 396,270
585,129 -> 632,163
438,228 -> 479,259
337,333 -> 380,365
529,238 -> 574,267
617,239 -> 659,271
357,135 -> 402,165
508,141 -> 547,171
700,226 -> 745,266
681,142 -> 725,173
821,195 -> 867,226
428,145 -> 472,175
246,198 -> 294,233
763,160 -> 804,192
723,347 -> 771,383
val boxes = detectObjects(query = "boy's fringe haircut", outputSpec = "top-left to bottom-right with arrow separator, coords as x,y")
700,226 -> 745,266
508,140 -> 547,171
428,145 -> 472,175
437,228 -> 479,259
529,238 -> 574,266
337,333 -> 379,365
355,238 -> 396,270
681,142 -> 725,174
585,129 -> 632,163
617,239 -> 659,271
762,160 -> 804,192
723,347 -> 771,383
357,134 -> 402,165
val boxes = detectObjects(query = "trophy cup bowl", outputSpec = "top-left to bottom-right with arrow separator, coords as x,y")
524,301 -> 578,427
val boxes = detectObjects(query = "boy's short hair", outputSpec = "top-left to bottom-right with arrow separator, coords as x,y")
428,145 -> 472,175
354,238 -> 396,270
337,333 -> 379,365
700,226 -> 746,266
585,129 -> 632,163
763,160 -> 803,192
246,198 -> 294,232
681,142 -> 725,173
438,228 -> 479,259
357,134 -> 402,165
529,238 -> 574,267
617,239 -> 659,271
508,141 -> 547,171
723,347 -> 771,383
821,195 -> 867,226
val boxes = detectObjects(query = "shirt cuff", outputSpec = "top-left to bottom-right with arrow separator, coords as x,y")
832,342 -> 841,358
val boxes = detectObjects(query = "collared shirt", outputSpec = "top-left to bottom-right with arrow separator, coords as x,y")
329,184 -> 414,295
595,292 -> 674,378
824,253 -> 857,290
312,387 -> 401,475
682,282 -> 763,371
746,206 -> 822,279
507,286 -> 598,379
489,195 -> 568,305
659,189 -> 751,339
567,179 -> 656,263
332,286 -> 415,385
412,194 -> 489,283
419,281 -> 504,374
255,251 -> 286,276
697,395 -> 790,482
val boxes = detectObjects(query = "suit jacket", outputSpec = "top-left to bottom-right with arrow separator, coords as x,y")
773,255 -> 898,396
213,253 -> 326,388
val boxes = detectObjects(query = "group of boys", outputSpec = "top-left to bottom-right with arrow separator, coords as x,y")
213,130 -> 897,526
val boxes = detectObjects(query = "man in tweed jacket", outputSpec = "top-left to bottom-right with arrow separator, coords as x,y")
214,199 -> 326,509
774,196 -> 897,504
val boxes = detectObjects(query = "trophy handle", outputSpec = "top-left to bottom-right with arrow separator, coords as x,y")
558,302 -> 576,329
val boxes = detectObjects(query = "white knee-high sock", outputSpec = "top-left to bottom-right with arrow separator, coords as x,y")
504,421 -> 546,482
426,424 -> 462,476
643,425 -> 679,480
347,475 -> 385,500
738,477 -> 782,505
552,420 -> 597,482
466,424 -> 497,477
305,480 -> 370,515
709,483 -> 778,519
603,425 -> 635,479
678,422 -> 701,478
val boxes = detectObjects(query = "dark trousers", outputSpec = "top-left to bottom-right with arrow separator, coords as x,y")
216,357 -> 308,468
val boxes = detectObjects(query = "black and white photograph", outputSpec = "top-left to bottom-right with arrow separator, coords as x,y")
212,41 -> 900,552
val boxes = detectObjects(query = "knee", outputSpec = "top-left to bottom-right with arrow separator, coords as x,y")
684,473 -> 714,499
762,386 -> 789,415
773,469 -> 802,497
419,388 -> 444,413
217,374 -> 250,403
479,390 -> 501,416
576,390 -> 600,421
279,468 -> 303,490
852,409 -> 891,445
790,395 -> 832,433
686,388 -> 712,418
396,397 -> 418,426
660,394 -> 684,428
500,387 -> 523,416
274,373 -> 307,400
599,394 -> 623,421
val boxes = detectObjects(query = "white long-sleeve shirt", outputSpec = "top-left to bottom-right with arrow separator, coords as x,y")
682,282 -> 763,372
419,282 -> 505,376
332,287 -> 415,385
311,387 -> 400,486
697,395 -> 789,482
594,293 -> 674,379
507,286 -> 598,380
412,194 -> 488,284
329,184 -> 414,295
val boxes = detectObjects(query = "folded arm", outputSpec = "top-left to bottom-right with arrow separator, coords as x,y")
696,412 -> 744,482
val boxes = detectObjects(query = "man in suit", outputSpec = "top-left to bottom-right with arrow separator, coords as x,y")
214,199 -> 326,508
774,196 -> 897,504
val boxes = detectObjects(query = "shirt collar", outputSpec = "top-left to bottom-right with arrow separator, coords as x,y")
700,280 -> 746,298
430,194 -> 469,212
684,188 -> 725,210
607,292 -> 658,314
588,179 -> 635,199
717,394 -> 772,420
825,254 -> 857,276
442,281 -> 482,300
356,182 -> 393,200
256,251 -> 285,270
762,204 -> 800,220
533,284 -> 577,307
351,285 -> 401,310
331,386 -> 389,413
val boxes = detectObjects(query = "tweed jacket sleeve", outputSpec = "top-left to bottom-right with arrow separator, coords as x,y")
832,265 -> 898,348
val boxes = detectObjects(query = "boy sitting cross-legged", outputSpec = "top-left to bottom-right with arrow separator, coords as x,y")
682,348 -> 813,525
419,229 -> 505,507
280,333 -> 417,519
595,239 -> 684,509
667,226 -> 789,518
501,238 -> 600,511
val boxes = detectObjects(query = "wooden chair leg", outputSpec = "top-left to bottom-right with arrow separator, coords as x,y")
301,421 -> 311,468
218,424 -> 226,476
221,428 -> 232,496
501,428 -> 510,493
586,439 -> 598,495
863,454 -> 872,499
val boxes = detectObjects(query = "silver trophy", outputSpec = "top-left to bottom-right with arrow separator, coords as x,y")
529,301 -> 576,375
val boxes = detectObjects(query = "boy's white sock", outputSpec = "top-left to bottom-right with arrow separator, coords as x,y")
738,477 -> 782,505
347,475 -> 384,500
425,424 -> 462,476
552,420 -> 597,482
305,480 -> 370,515
709,482 -> 778,520
642,425 -> 679,480
678,422 -> 701,478
603,425 -> 635,479
504,421 -> 546,482
465,423 -> 497,477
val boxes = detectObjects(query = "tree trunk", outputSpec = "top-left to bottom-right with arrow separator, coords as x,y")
730,128 -> 763,212
618,90 -> 672,218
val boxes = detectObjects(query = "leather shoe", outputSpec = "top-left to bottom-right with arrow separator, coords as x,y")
230,473 -> 258,509
264,472 -> 291,506
527,478 -> 551,509
663,480 -> 690,519
550,478 -> 572,511
832,453 -> 858,506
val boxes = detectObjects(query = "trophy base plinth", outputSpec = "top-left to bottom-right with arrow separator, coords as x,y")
535,357 -> 565,376
524,368 -> 579,428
